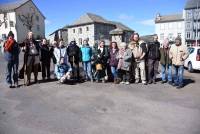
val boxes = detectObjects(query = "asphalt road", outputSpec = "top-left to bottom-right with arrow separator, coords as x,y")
0,53 -> 200,134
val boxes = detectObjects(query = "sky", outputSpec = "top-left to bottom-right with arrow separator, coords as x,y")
0,0 -> 187,37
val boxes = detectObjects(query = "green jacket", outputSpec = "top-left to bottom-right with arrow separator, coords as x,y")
160,47 -> 172,65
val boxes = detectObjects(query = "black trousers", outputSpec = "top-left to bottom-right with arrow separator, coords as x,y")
70,61 -> 80,79
41,61 -> 50,79
148,59 -> 159,81
118,69 -> 130,82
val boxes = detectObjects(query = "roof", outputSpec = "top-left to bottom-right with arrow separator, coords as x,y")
0,0 -> 45,18
49,28 -> 68,36
185,0 -> 200,9
0,0 -> 29,12
109,21 -> 133,31
68,13 -> 112,27
109,28 -> 124,35
155,14 -> 184,23
140,34 -> 156,43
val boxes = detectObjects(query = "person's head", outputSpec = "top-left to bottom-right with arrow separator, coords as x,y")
52,41 -> 58,47
27,31 -> 33,40
42,38 -> 47,45
99,40 -> 105,48
175,36 -> 182,46
60,57 -> 65,64
153,35 -> 158,42
7,31 -> 14,40
120,42 -> 127,49
162,38 -> 169,48
59,40 -> 65,47
110,42 -> 118,50
83,38 -> 89,45
133,33 -> 140,42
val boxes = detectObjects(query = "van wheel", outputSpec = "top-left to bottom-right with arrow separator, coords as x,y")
188,62 -> 193,73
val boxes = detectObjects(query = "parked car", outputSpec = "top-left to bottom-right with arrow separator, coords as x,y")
184,47 -> 200,72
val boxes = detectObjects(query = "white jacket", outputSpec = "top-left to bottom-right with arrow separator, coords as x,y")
54,47 -> 68,64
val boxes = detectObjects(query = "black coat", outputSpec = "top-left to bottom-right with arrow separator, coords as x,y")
67,43 -> 81,63
147,41 -> 160,60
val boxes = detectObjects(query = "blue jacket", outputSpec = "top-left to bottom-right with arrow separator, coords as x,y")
80,45 -> 92,62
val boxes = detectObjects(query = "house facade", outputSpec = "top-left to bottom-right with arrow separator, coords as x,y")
155,13 -> 185,44
0,0 -> 45,43
184,0 -> 200,46
66,13 -> 134,46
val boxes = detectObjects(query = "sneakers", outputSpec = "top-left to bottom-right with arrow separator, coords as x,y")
120,81 -> 125,84
125,82 -> 130,85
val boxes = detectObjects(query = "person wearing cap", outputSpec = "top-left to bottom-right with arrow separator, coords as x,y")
117,42 -> 132,85
67,39 -> 81,81
3,31 -> 20,88
169,36 -> 189,89
80,38 -> 93,82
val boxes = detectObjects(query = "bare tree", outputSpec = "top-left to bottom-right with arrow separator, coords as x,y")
0,10 -> 8,27
18,6 -> 35,31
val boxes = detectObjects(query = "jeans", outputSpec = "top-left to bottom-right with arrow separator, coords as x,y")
6,61 -> 18,85
161,64 -> 172,82
83,61 -> 92,80
173,65 -> 184,86
111,66 -> 118,79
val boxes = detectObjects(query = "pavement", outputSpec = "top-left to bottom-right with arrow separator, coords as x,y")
0,53 -> 200,134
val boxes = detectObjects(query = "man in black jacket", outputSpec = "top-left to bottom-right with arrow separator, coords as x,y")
24,32 -> 40,86
40,38 -> 51,81
67,40 -> 81,80
147,35 -> 160,84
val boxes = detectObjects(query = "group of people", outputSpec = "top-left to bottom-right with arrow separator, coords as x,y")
3,31 -> 189,89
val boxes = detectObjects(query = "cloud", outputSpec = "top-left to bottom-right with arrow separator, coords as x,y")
118,14 -> 134,21
45,19 -> 51,25
139,19 -> 155,26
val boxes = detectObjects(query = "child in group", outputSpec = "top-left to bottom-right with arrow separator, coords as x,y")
56,57 -> 72,84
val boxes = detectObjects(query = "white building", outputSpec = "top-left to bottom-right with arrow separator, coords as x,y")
0,0 -> 45,43
155,13 -> 185,45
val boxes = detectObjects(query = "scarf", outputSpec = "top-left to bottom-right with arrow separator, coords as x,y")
4,38 -> 15,52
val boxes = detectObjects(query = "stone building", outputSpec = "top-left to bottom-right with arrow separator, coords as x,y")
67,13 -> 134,46
0,0 -> 45,43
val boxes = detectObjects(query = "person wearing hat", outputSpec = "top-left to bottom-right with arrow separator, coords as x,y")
3,31 -> 20,88
169,36 -> 189,89
80,38 -> 93,82
117,42 -> 132,85
67,39 -> 81,81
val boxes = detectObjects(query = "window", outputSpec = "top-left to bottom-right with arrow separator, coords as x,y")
168,33 -> 173,40
37,25 -> 40,31
2,34 -> 6,40
178,33 -> 181,38
186,22 -> 191,29
186,32 -> 191,39
160,24 -> 164,30
160,33 -> 164,40
188,48 -> 195,54
36,15 -> 39,22
73,29 -> 75,33
79,28 -> 82,34
10,21 -> 14,27
169,23 -> 172,29
86,27 -> 89,31
186,12 -> 192,19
